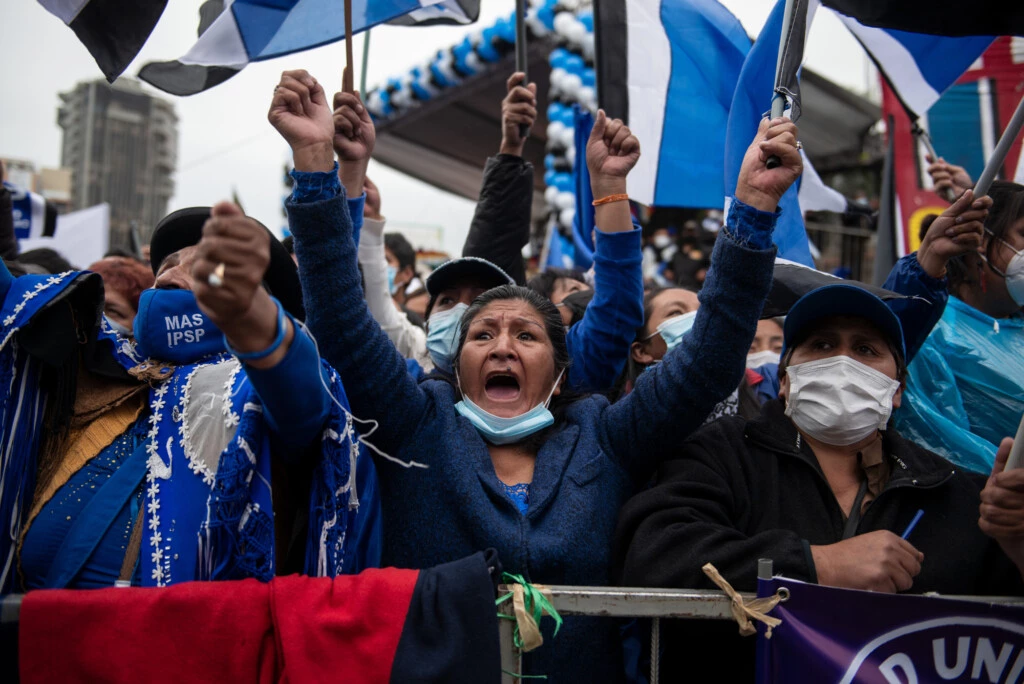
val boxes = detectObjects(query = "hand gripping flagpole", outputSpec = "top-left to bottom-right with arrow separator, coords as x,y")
342,0 -> 354,93
912,123 -> 956,203
974,93 -> 1024,198
515,0 -> 530,141
765,0 -> 798,170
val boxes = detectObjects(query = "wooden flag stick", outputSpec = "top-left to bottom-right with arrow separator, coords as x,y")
342,0 -> 354,93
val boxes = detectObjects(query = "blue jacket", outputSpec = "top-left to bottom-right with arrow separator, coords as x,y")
897,296 -> 1024,473
287,190 -> 777,682
882,253 -> 950,363
565,227 -> 644,393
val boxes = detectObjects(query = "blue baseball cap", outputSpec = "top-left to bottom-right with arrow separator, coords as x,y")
782,283 -> 906,360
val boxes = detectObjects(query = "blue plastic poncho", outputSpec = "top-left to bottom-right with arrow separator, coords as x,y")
896,296 -> 1024,474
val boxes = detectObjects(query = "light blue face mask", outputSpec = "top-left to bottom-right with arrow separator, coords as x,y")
646,310 -> 698,350
426,303 -> 469,373
387,265 -> 399,296
454,369 -> 565,445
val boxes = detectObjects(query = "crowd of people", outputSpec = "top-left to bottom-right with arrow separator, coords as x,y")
1,65 -> 1023,682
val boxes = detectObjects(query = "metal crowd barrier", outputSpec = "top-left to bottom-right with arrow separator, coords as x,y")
497,584 -> 748,684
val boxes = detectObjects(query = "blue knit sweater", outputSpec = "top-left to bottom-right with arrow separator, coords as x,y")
287,191 -> 777,682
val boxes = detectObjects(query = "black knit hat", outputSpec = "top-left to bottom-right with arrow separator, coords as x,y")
149,207 -> 305,321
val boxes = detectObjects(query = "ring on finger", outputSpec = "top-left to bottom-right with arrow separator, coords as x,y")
208,262 -> 226,288
795,141 -> 804,150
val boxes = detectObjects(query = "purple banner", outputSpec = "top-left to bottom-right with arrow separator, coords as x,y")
757,577 -> 1024,684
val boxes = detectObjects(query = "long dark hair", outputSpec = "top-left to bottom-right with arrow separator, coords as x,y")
948,180 -> 1024,293
452,285 -> 581,447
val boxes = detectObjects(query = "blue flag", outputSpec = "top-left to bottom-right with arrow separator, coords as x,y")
596,0 -> 750,208
724,0 -> 815,266
837,15 -> 992,119
140,0 -> 461,96
572,105 -> 596,270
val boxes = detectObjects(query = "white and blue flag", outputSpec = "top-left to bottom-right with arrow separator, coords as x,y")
140,0 -> 471,96
595,0 -> 750,208
837,16 -> 993,119
724,0 -> 818,267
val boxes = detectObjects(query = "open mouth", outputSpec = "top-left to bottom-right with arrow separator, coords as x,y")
484,373 -> 521,402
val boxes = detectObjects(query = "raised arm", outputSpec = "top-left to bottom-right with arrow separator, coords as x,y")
564,111 -> 644,392
269,70 -> 429,455
603,118 -> 801,483
189,201 -> 329,452
356,180 -> 433,370
461,73 -> 537,285
884,190 -> 991,361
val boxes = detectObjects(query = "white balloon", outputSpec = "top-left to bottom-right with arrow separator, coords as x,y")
556,191 -> 576,211
545,186 -> 560,206
566,20 -> 587,46
579,86 -> 597,109
562,73 -> 583,98
558,126 -> 576,149
566,146 -> 576,167
553,12 -> 575,38
560,0 -> 581,11
559,207 -> 576,229
546,121 -> 567,142
581,33 -> 596,61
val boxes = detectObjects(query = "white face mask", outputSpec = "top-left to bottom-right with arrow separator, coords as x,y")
653,234 -> 672,249
995,237 -> 1024,308
784,355 -> 901,446
746,350 -> 780,369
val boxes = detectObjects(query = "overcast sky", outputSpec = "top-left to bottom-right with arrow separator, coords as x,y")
0,1 -> 870,255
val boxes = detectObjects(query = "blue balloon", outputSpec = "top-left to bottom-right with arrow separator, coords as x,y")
553,173 -> 573,193
548,47 -> 570,70
494,16 -> 515,43
544,154 -> 557,171
581,68 -> 596,88
544,169 -> 558,187
478,27 -> 501,62
547,102 -> 567,122
578,11 -> 594,32
565,54 -> 585,74
537,6 -> 556,31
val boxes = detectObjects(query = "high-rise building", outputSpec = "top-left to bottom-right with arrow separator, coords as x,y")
57,78 -> 177,249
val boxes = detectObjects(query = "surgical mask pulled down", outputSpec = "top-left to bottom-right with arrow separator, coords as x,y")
647,310 -> 698,351
455,369 -> 565,445
426,303 -> 469,373
784,355 -> 901,446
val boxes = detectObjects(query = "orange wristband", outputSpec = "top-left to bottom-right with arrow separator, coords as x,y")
592,193 -> 629,207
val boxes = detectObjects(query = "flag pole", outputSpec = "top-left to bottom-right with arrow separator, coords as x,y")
766,0 -> 798,169
342,0 -> 354,93
974,93 -> 1024,197
515,0 -> 530,140
360,29 -> 371,100
911,123 -> 956,202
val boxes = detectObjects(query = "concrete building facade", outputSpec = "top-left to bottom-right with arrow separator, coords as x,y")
57,79 -> 177,248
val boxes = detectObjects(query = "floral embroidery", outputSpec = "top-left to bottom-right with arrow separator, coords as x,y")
1,272 -> 72,341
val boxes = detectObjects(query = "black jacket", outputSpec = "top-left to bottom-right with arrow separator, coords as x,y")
612,399 -> 1024,680
461,154 -> 533,286
0,186 -> 17,261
